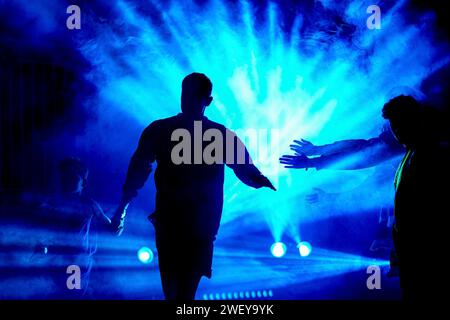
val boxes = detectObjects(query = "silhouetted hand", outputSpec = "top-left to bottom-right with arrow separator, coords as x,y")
290,139 -> 320,156
263,176 -> 276,191
111,202 -> 129,236
254,175 -> 276,191
279,154 -> 313,169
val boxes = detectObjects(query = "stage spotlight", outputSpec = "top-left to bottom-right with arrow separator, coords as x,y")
137,247 -> 154,264
271,242 -> 286,258
298,241 -> 312,257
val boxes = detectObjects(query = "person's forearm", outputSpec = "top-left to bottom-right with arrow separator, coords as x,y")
312,148 -> 400,170
317,139 -> 370,156
233,163 -> 264,188
310,155 -> 369,170
122,153 -> 152,202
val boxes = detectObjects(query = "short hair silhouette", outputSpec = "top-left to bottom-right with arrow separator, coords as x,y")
382,95 -> 422,123
182,72 -> 212,98
181,73 -> 213,116
382,95 -> 427,147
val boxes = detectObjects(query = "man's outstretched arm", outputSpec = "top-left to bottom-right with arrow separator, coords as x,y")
111,124 -> 156,235
290,138 -> 371,157
226,131 -> 276,190
280,128 -> 405,170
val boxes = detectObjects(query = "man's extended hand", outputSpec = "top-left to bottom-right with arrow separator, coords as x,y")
279,153 -> 314,169
254,174 -> 276,191
111,202 -> 129,236
290,139 -> 320,156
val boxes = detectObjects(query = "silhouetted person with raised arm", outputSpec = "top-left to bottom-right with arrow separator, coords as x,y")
281,95 -> 449,298
380,95 -> 449,300
111,73 -> 275,301
280,102 -> 407,275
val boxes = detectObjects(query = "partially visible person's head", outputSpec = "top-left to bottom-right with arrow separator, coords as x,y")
181,73 -> 213,118
59,157 -> 88,194
382,95 -> 424,147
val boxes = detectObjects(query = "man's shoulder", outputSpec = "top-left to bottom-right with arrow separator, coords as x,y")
148,115 -> 179,127
141,116 -> 180,136
203,117 -> 226,131
144,115 -> 227,134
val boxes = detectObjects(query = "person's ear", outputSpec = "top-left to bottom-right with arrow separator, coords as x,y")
205,96 -> 213,106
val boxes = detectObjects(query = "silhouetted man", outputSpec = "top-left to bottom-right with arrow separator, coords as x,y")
382,95 -> 449,300
111,73 -> 275,300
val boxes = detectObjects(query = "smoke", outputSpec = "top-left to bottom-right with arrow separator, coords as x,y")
2,0 -> 449,240
1,0 -> 449,298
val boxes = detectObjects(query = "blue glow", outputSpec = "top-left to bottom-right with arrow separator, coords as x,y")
137,247 -> 154,264
298,241 -> 312,257
74,0 -> 450,247
270,242 -> 286,258
2,0 -> 446,299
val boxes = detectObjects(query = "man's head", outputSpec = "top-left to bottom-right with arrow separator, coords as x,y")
382,95 -> 424,147
181,73 -> 213,118
59,157 -> 88,195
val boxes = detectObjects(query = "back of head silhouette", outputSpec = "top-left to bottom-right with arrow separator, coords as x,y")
59,157 -> 88,194
382,95 -> 424,147
181,73 -> 213,119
